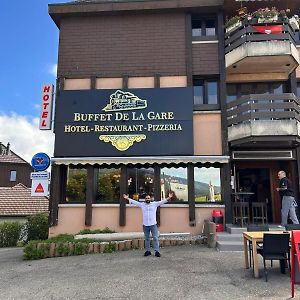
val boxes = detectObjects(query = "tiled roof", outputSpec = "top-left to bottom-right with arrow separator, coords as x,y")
0,184 -> 49,216
0,143 -> 28,164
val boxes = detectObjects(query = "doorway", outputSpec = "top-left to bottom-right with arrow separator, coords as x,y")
237,168 -> 272,222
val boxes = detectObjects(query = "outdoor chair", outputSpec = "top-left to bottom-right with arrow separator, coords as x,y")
258,233 -> 290,282
247,224 -> 269,268
285,224 -> 300,231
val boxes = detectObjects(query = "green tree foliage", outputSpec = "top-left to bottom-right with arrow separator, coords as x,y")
25,213 -> 49,242
66,169 -> 87,202
0,221 -> 22,247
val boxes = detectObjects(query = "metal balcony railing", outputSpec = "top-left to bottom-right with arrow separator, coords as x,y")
225,20 -> 297,54
227,93 -> 300,126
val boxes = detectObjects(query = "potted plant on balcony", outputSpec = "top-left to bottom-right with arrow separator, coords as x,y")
289,15 -> 300,30
253,7 -> 279,23
225,15 -> 242,33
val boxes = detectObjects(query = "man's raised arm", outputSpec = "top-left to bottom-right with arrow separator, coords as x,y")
122,194 -> 143,208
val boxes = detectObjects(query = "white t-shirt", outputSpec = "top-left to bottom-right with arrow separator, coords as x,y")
128,198 -> 168,226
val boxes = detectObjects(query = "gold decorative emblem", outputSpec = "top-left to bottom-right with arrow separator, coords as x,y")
102,90 -> 147,112
99,134 -> 146,151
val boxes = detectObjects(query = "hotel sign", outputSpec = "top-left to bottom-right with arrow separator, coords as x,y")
39,84 -> 54,130
54,88 -> 193,157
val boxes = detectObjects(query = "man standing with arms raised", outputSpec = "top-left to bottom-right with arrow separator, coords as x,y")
122,192 -> 174,257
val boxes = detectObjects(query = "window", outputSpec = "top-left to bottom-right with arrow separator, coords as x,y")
226,82 -> 287,103
161,167 -> 188,202
65,167 -> 87,203
192,16 -> 216,37
193,77 -> 219,105
127,168 -> 154,201
9,170 -> 16,182
194,167 -> 221,202
297,82 -> 300,97
96,168 -> 120,203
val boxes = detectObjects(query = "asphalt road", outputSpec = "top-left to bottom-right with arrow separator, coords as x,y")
0,245 -> 297,300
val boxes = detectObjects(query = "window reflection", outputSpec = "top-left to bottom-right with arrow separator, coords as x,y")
161,167 -> 188,201
66,167 -> 87,203
127,168 -> 154,201
96,168 -> 120,202
194,167 -> 221,202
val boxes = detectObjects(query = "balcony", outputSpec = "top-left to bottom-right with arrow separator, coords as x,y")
227,93 -> 300,148
225,20 -> 300,81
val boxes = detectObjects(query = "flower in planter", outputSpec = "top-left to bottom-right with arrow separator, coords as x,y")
252,7 -> 279,22
225,15 -> 242,29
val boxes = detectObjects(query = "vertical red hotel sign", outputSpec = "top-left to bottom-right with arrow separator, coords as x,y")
39,84 -> 54,130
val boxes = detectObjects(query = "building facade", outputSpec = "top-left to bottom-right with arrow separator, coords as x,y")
48,0 -> 300,236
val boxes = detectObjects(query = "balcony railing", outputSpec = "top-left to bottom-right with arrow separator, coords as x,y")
227,93 -> 300,126
225,19 -> 296,54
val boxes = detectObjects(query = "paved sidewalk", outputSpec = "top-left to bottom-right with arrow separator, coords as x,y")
0,245 -> 298,299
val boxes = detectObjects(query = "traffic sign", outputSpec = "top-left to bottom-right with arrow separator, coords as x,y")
31,179 -> 49,196
30,172 -> 50,180
31,153 -> 50,171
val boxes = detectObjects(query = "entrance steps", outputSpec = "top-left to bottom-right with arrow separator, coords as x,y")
216,224 -> 282,252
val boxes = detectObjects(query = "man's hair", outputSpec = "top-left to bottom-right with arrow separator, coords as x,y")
279,170 -> 286,176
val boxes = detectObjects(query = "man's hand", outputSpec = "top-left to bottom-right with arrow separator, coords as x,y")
276,188 -> 280,192
123,194 -> 129,200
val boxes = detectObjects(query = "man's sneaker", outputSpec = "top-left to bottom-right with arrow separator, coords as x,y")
277,225 -> 285,229
155,251 -> 161,257
144,251 -> 151,256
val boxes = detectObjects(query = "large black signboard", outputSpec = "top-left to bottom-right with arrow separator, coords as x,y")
54,88 -> 194,157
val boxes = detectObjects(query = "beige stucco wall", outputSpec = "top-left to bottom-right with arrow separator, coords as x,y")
64,78 -> 91,90
49,205 -> 224,237
128,77 -> 155,88
160,76 -> 187,87
96,78 -> 123,89
193,112 -> 222,155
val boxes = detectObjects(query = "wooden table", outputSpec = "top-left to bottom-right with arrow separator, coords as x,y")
243,231 -> 291,278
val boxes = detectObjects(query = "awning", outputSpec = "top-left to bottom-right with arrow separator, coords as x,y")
51,155 -> 229,166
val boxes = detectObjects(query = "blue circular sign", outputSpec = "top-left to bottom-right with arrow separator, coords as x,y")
31,153 -> 50,171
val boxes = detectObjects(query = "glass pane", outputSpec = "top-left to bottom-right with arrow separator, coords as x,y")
97,168 -> 120,202
226,84 -> 237,103
66,167 -> 87,202
194,167 -> 221,202
271,82 -> 283,94
10,170 -> 16,181
127,168 -> 154,201
161,167 -> 188,202
207,81 -> 218,104
192,19 -> 202,37
205,19 -> 216,36
193,85 -> 204,105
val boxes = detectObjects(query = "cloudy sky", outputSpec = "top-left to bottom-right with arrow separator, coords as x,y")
0,1 -> 68,162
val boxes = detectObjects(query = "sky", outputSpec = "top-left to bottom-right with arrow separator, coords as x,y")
0,1 -> 70,163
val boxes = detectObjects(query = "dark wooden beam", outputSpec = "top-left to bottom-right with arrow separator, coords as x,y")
85,166 -> 97,226
119,166 -> 127,226
187,164 -> 195,226
154,165 -> 161,226
185,13 -> 193,86
49,165 -> 66,226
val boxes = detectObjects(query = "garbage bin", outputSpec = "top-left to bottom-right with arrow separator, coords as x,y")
212,209 -> 224,232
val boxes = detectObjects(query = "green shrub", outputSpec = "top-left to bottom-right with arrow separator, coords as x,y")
25,213 -> 49,242
78,227 -> 115,234
104,241 -> 116,253
56,243 -> 70,256
0,221 -> 22,247
48,234 -> 75,243
74,242 -> 89,255
23,241 -> 50,260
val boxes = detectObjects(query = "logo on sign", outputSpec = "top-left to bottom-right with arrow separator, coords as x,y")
35,183 -> 44,193
31,153 -> 50,171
